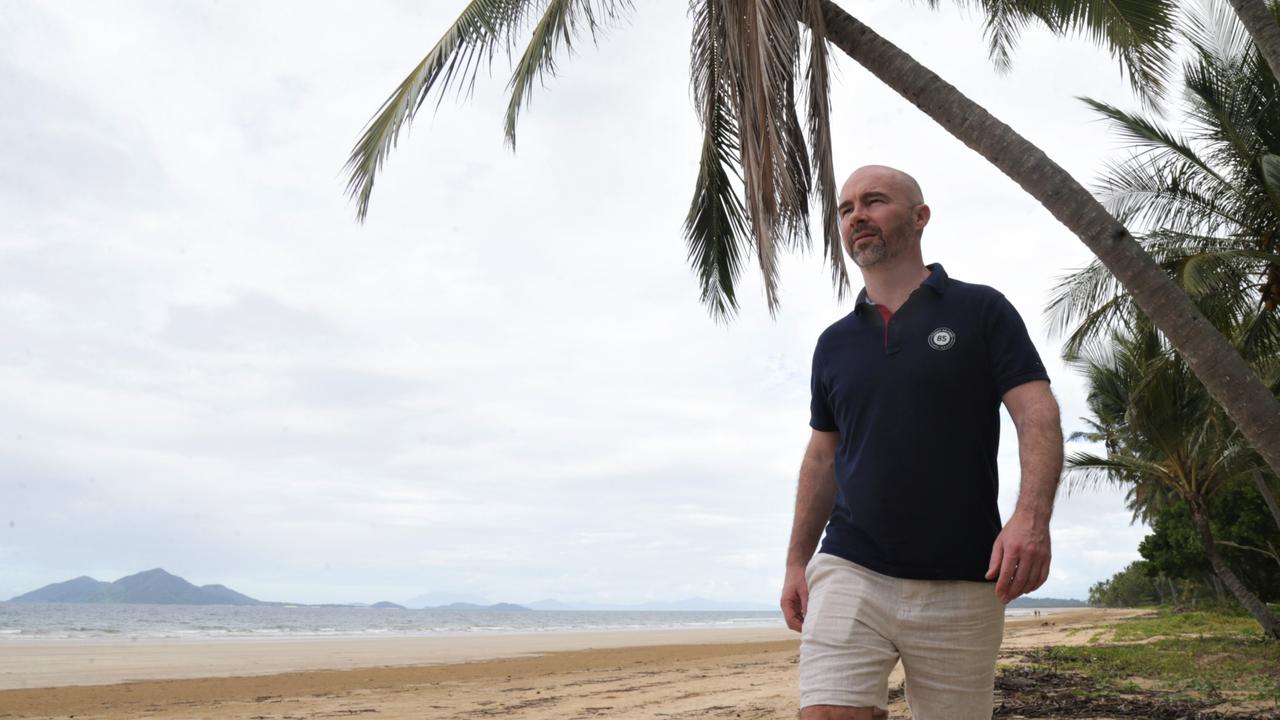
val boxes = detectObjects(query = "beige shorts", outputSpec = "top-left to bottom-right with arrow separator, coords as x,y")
799,552 -> 1005,719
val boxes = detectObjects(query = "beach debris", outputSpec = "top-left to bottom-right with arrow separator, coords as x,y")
993,665 -> 1278,719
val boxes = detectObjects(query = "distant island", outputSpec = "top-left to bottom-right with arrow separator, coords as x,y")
434,602 -> 530,612
5,571 -> 533,610
1008,597 -> 1088,608
8,569 -> 262,606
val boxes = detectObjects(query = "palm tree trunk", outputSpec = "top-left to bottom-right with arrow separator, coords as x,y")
1225,0 -> 1280,90
1250,470 -> 1280,532
1188,498 -> 1280,638
816,1 -> 1280,479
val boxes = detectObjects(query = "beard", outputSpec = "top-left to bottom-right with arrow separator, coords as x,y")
851,234 -> 887,268
848,226 -> 900,268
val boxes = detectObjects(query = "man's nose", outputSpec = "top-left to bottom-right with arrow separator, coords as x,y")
844,205 -> 867,232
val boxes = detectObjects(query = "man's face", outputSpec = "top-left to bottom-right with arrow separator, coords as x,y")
837,168 -> 927,268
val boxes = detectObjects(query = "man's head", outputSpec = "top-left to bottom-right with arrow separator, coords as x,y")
837,165 -> 930,269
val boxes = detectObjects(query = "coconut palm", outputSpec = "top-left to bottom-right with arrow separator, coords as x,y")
1066,322 -> 1280,637
343,0 -> 1280,479
1224,0 -> 1280,88
1050,1 -> 1280,527
1049,1 -> 1280,353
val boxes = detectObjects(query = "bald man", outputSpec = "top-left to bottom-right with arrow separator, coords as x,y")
780,166 -> 1063,719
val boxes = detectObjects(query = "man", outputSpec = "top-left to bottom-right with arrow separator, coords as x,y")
780,165 -> 1063,720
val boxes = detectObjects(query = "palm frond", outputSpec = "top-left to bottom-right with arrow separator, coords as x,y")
1257,153 -> 1280,217
1063,294 -> 1136,359
1184,0 -> 1256,72
504,0 -> 632,150
345,0 -> 537,220
1064,450 -> 1173,495
1093,154 -> 1245,236
1082,98 -> 1226,184
1046,0 -> 1178,109
971,0 -> 1033,73
956,0 -> 1178,109
715,0 -> 813,314
684,0 -> 751,320
802,0 -> 849,300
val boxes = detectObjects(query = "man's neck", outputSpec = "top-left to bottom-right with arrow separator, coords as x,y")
861,262 -> 930,314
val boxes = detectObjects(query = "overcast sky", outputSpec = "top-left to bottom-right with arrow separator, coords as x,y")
1,1 -> 1155,605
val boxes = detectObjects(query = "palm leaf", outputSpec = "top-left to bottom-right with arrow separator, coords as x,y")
1064,450 -> 1173,495
1082,98 -> 1227,185
1031,0 -> 1177,109
685,0 -> 751,320
345,0 -> 541,220
1184,0 -> 1256,72
950,0 -> 1177,109
504,0 -> 632,150
803,0 -> 849,300
717,0 -> 812,314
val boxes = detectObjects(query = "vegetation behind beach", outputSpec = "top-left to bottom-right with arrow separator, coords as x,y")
997,607 -> 1280,718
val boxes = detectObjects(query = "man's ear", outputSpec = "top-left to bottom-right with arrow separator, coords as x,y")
914,203 -> 931,230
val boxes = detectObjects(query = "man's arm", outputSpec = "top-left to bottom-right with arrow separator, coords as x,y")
781,429 -> 840,631
986,379 -> 1063,603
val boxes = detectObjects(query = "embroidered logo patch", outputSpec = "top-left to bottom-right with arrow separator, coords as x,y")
928,327 -> 956,351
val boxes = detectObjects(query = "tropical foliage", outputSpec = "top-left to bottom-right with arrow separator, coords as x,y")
1047,0 -> 1280,363
1064,321 -> 1280,635
1139,480 -> 1280,602
1088,560 -> 1164,606
1054,4 -> 1280,636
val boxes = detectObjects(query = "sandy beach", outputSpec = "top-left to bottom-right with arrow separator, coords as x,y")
0,609 -> 1144,719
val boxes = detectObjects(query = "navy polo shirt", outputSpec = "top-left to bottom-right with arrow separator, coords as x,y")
809,264 -> 1049,581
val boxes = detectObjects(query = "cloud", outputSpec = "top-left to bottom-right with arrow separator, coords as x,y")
1,1 -> 1154,605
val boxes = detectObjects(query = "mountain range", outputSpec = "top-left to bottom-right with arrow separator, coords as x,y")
8,568 -> 261,605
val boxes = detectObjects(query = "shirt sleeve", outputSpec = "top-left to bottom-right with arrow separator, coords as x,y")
984,292 -> 1051,397
809,337 -> 838,431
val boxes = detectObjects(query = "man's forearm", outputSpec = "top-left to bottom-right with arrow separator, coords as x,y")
786,455 -> 837,568
1013,398 -> 1064,524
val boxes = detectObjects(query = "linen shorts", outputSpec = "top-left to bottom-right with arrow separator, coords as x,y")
799,552 -> 1005,719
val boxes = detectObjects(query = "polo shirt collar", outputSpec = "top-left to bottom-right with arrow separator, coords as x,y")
854,263 -> 949,311
921,263 -> 949,295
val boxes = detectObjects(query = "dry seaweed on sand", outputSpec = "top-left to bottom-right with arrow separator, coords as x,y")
993,664 -> 1280,719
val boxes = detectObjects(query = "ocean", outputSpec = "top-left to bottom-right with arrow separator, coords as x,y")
0,603 -> 1067,641
0,603 -> 785,640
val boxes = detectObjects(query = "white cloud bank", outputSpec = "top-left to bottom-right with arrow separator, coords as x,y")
0,1 -> 1148,604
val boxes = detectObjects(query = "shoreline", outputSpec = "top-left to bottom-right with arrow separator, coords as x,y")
0,609 -> 1146,720
0,607 -> 1090,691
0,625 -> 798,691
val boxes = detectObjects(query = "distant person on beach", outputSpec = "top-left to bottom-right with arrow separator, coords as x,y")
779,165 -> 1063,720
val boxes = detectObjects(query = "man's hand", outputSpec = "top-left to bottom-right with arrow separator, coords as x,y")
780,564 -> 809,632
782,430 -> 838,632
985,511 -> 1051,604
993,380 -> 1061,605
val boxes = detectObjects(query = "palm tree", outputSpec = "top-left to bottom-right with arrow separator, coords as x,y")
1065,322 -> 1280,637
1050,2 -> 1280,530
343,0 -> 1280,480
1224,0 -> 1280,88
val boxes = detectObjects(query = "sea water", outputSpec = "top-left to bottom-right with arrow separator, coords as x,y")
0,603 -> 1074,641
0,603 -> 785,640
